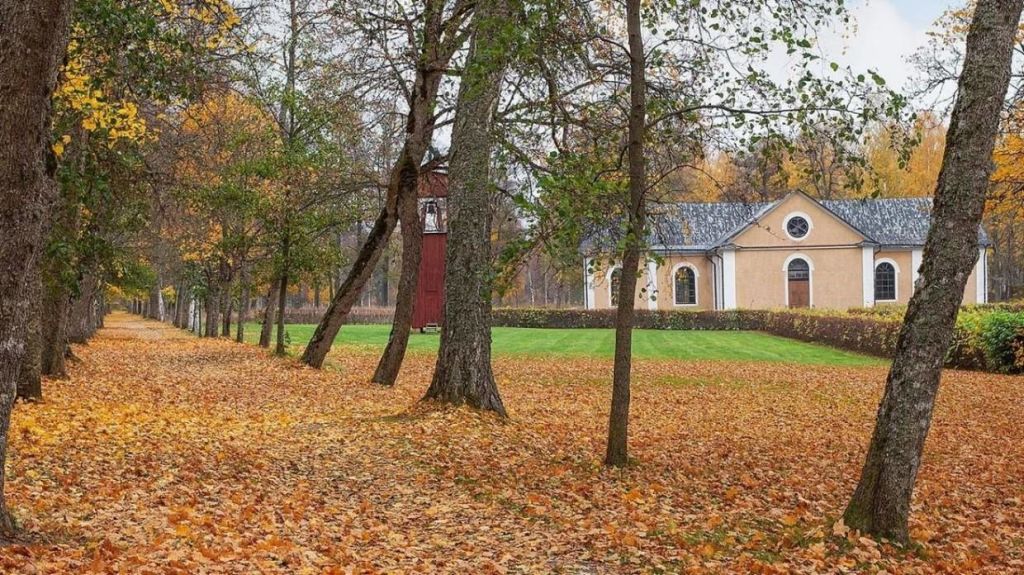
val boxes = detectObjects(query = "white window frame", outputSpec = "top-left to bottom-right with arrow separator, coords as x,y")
606,265 -> 621,308
782,253 -> 814,308
671,262 -> 700,307
873,258 -> 900,302
783,211 -> 814,242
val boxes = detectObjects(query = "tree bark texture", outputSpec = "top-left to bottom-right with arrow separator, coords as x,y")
300,0 -> 453,369
424,0 -> 511,414
173,281 -> 186,328
147,281 -> 161,320
221,293 -> 232,337
67,273 -> 99,343
236,284 -> 250,343
275,269 -> 289,355
17,264 -> 43,402
372,183 -> 424,385
843,0 -> 1023,542
0,0 -> 74,537
606,0 -> 647,467
39,281 -> 72,379
204,288 -> 220,338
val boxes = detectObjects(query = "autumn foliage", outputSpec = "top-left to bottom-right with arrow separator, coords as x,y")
3,313 -> 1023,573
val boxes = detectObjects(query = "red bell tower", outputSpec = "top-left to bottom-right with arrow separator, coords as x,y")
412,171 -> 448,330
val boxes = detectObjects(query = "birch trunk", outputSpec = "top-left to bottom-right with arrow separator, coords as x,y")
843,0 -> 1023,542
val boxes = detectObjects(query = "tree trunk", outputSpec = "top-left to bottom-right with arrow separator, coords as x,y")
96,291 -> 105,327
0,0 -> 73,538
173,281 -> 186,328
18,264 -> 43,402
236,283 -> 250,343
181,286 -> 191,329
221,290 -> 232,337
300,0 -> 451,369
259,277 -> 279,348
424,0 -> 511,414
275,269 -> 289,355
372,183 -> 425,385
205,292 -> 219,337
147,280 -> 161,320
377,254 -> 390,306
40,278 -> 69,378
68,274 -> 98,343
843,0 -> 1022,543
606,0 -> 647,467
303,208 -> 400,366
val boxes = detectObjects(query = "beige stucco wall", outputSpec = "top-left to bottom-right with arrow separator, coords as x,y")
964,260 -> 979,304
733,193 -> 864,249
590,262 -> 620,310
874,249 -> 914,306
872,249 -> 981,306
653,256 -> 715,311
590,256 -> 715,310
734,247 -> 865,309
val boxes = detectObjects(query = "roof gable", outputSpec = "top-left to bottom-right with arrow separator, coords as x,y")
725,191 -> 870,247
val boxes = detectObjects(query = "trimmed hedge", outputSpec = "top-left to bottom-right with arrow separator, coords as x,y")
491,308 -> 754,330
491,307 -> 1024,373
278,306 -> 395,325
756,311 -> 901,359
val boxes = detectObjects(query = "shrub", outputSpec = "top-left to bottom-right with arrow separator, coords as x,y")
977,310 -> 1024,373
948,310 -> 987,370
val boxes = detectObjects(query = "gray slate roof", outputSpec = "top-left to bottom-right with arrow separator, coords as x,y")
648,201 -> 770,250
820,198 -> 935,246
646,195 -> 989,251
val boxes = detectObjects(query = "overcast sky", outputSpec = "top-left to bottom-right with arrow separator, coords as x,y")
818,0 -> 959,91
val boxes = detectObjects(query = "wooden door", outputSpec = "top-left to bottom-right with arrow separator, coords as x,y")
787,258 -> 810,308
788,279 -> 809,308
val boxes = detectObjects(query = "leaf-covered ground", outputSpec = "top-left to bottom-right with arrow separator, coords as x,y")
3,313 -> 1022,573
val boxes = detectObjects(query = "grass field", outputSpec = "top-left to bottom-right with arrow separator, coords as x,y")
246,322 -> 883,366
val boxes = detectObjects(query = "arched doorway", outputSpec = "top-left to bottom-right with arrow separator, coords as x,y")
786,258 -> 811,308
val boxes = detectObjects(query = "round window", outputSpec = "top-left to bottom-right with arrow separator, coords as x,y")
786,215 -> 810,239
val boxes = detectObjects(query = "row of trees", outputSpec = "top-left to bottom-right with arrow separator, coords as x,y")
2,0 -> 1022,548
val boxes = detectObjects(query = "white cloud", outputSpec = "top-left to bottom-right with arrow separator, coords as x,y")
767,0 -> 946,92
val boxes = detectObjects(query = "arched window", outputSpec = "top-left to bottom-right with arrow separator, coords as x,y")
875,261 -> 897,301
674,266 -> 697,305
787,258 -> 810,280
609,268 -> 621,307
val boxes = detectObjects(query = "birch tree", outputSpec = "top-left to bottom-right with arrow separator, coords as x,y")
843,0 -> 1024,542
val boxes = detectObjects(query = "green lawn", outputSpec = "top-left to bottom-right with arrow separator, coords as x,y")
246,323 -> 883,366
